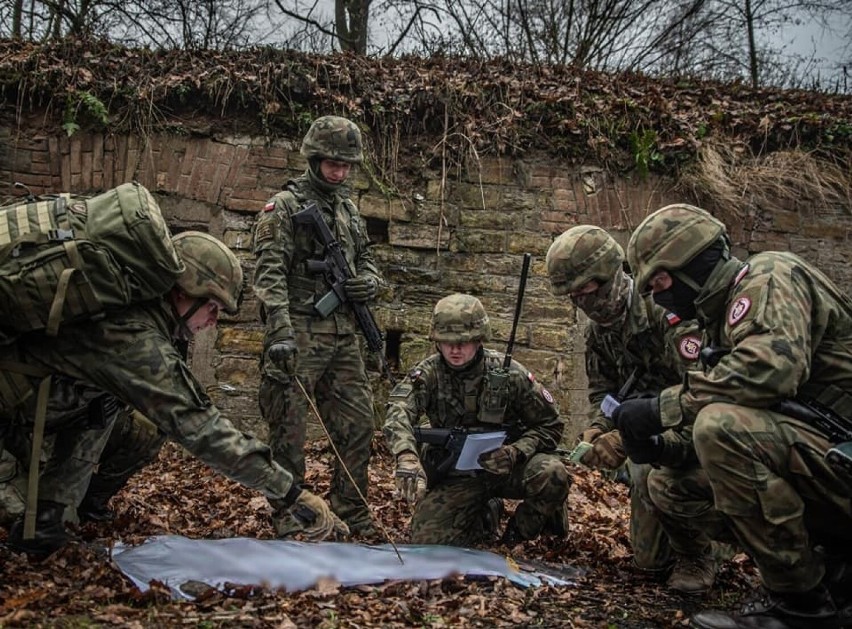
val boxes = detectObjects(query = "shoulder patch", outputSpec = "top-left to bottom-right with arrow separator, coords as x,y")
409,368 -> 423,381
727,296 -> 752,327
541,388 -> 555,404
254,221 -> 274,244
665,311 -> 682,326
263,202 -> 276,212
527,371 -> 536,383
678,334 -> 702,361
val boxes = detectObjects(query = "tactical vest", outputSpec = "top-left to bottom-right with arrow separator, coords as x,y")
434,352 -> 511,429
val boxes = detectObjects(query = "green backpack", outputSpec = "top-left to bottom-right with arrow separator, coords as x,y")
0,182 -> 184,340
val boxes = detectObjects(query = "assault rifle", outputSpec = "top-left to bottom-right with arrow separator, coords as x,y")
292,201 -> 395,384
412,426 -> 472,477
700,346 -> 852,481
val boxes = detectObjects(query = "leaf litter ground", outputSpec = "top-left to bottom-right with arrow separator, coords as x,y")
0,438 -> 757,627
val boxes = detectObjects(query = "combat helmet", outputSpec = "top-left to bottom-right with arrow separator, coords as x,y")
627,204 -> 727,292
173,231 -> 243,314
301,116 -> 364,164
546,225 -> 624,295
429,293 -> 491,343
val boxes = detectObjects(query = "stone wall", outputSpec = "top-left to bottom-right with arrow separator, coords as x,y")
2,127 -> 851,443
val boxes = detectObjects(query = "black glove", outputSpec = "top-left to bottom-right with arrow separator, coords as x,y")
344,275 -> 378,303
266,339 -> 298,375
622,435 -> 664,465
612,396 -> 662,441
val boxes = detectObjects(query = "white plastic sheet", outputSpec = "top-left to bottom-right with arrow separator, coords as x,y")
112,535 -> 578,599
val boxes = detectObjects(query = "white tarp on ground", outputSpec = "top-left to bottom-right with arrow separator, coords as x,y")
112,535 -> 578,599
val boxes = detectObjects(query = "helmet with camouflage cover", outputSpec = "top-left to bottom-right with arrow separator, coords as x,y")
173,231 -> 243,314
546,225 -> 624,295
429,293 -> 491,343
301,116 -> 364,164
627,204 -> 727,292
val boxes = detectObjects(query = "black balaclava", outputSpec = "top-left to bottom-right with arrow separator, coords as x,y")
653,239 -> 727,320
307,157 -> 343,196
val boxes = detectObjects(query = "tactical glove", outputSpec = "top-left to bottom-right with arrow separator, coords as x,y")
344,275 -> 378,303
622,435 -> 664,465
289,489 -> 350,541
478,444 -> 521,476
612,396 -> 662,441
579,428 -> 604,444
395,452 -> 427,504
266,339 -> 298,376
582,430 -> 627,470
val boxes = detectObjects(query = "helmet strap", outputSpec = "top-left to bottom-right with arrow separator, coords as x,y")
169,292 -> 208,340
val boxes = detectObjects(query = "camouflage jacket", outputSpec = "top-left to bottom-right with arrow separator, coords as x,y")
586,292 -> 701,467
383,348 -> 564,461
659,253 -> 852,428
1,299 -> 296,500
252,172 -> 382,345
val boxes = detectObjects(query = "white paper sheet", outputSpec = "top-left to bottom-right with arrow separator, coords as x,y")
600,394 -> 621,419
455,431 -> 507,471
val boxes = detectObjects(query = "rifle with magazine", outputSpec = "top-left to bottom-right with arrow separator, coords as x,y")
700,346 -> 852,482
292,201 -> 395,384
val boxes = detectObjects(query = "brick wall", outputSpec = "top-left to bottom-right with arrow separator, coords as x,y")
2,128 -> 851,442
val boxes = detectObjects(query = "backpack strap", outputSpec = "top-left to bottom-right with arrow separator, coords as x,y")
0,360 -> 52,541
23,376 -> 51,540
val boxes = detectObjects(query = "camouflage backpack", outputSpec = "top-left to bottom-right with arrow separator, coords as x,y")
0,182 -> 184,341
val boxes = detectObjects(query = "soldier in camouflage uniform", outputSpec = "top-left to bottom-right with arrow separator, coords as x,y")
621,204 -> 852,628
546,225 -> 708,590
252,116 -> 383,537
383,293 -> 570,546
0,231 -> 347,555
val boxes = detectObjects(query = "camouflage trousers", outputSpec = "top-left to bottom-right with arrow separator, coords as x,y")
654,403 -> 852,592
0,376 -> 118,516
259,331 -> 375,533
0,407 -> 165,527
410,452 -> 571,545
627,460 -> 672,571
83,408 -> 165,507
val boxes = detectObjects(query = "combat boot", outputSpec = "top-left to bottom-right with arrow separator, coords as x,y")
7,500 -> 72,557
690,584 -> 839,629
78,492 -> 115,523
483,498 -> 504,540
667,551 -> 717,594
500,516 -> 524,545
542,497 -> 570,539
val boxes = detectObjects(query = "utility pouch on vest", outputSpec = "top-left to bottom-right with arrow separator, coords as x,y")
479,368 -> 509,425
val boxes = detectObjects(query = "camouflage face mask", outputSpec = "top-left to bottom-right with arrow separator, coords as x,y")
572,269 -> 631,326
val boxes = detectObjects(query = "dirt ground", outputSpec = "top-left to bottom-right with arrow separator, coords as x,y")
0,438 -> 757,628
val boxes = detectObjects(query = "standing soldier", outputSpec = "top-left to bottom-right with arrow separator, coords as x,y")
622,204 -> 852,627
383,293 -> 570,546
252,115 -> 384,538
546,225 -> 719,592
1,227 -> 346,555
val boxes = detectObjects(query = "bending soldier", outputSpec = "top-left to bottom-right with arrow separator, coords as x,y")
0,229 -> 346,555
252,115 -> 384,538
622,204 -> 852,628
383,293 -> 571,546
545,225 -> 718,593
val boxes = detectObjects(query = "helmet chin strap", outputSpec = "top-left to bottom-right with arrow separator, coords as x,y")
170,294 -> 207,340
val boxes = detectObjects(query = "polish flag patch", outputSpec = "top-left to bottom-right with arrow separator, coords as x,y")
263,202 -> 275,212
665,312 -> 682,326
679,335 -> 702,360
528,372 -> 536,383
727,296 -> 752,326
